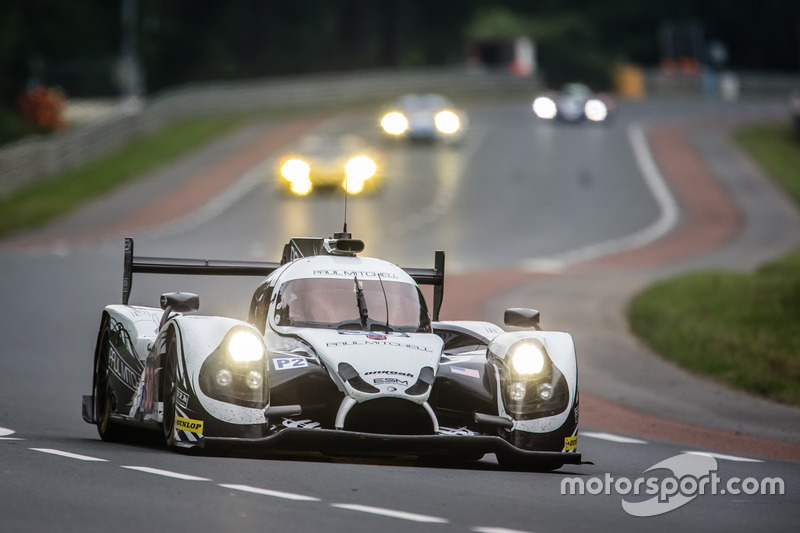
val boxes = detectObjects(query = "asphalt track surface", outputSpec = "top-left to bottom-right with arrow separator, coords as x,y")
1,96 -> 799,532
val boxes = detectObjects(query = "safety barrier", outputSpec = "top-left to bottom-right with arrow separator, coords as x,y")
0,67 -> 537,197
1,66 -> 797,197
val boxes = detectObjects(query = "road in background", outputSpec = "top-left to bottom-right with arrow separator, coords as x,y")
1,96 -> 798,532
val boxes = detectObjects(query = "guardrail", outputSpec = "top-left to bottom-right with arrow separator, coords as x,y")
644,69 -> 800,100
0,67 -> 538,197
1,66 -> 797,198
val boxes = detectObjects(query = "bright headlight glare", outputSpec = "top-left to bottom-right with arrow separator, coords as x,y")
290,178 -> 312,196
533,97 -> 557,119
281,158 -> 310,182
344,177 -> 365,195
345,155 -> 377,181
434,110 -> 460,134
585,99 -> 608,122
510,343 -> 546,375
381,112 -> 408,135
228,331 -> 264,362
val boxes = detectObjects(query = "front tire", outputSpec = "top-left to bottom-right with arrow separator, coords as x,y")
162,333 -> 179,447
93,315 -> 125,441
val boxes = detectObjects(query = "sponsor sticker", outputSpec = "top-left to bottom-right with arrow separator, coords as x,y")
364,370 -> 414,377
177,388 -> 190,409
564,436 -> 577,451
176,416 -> 204,434
374,377 -> 409,386
274,357 -> 309,370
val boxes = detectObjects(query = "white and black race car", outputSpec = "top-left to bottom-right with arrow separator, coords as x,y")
82,233 -> 581,470
380,94 -> 467,143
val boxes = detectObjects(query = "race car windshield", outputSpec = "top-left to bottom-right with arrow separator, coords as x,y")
274,278 -> 431,333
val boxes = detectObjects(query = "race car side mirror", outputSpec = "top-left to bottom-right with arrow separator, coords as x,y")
504,308 -> 540,329
159,292 -> 200,331
160,292 -> 200,313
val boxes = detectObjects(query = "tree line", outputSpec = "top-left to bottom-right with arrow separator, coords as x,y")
1,0 -> 798,140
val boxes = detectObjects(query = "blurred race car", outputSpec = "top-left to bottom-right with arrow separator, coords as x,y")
82,234 -> 581,471
276,135 -> 382,196
380,93 -> 467,142
532,83 -> 616,124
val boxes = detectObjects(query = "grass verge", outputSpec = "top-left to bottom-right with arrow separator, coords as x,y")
0,115 -> 247,238
628,120 -> 800,404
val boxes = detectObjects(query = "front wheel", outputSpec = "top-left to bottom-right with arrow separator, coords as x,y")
162,334 -> 179,447
94,316 -> 124,442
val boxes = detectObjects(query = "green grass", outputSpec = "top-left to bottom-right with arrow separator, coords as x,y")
0,115 -> 247,238
628,121 -> 800,404
733,122 -> 800,204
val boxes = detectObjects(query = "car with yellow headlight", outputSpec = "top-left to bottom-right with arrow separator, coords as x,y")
276,134 -> 382,196
380,93 -> 467,143
532,82 -> 616,124
82,234 -> 581,471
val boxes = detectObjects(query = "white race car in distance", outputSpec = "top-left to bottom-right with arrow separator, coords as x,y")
533,82 -> 616,124
380,94 -> 467,143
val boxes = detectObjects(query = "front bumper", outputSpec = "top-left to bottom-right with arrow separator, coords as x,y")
203,427 -> 582,465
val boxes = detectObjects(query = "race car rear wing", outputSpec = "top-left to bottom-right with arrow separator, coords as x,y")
122,237 -> 446,320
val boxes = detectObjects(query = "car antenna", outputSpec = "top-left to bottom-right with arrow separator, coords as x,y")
339,174 -> 351,239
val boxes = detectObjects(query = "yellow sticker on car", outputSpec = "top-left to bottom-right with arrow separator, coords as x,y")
176,416 -> 204,434
564,436 -> 577,451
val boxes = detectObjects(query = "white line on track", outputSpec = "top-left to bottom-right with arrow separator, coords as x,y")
219,484 -> 321,501
683,451 -> 764,463
145,158 -> 272,242
330,503 -> 449,523
121,466 -> 211,481
522,122 -> 680,272
581,431 -> 648,444
470,527 -> 531,533
30,448 -> 108,462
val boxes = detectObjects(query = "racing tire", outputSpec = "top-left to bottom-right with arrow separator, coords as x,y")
161,333 -> 179,448
93,315 -> 125,442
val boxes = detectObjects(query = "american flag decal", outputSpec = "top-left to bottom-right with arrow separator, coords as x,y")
450,366 -> 480,379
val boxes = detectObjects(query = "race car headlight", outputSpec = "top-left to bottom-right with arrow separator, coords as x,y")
499,339 -> 570,418
434,110 -> 460,134
532,96 -> 557,119
281,158 -> 310,182
345,155 -> 377,182
281,159 -> 312,195
585,99 -> 608,122
228,331 -> 264,362
215,368 -> 233,387
245,369 -> 264,390
509,342 -> 546,375
199,327 -> 268,408
381,112 -> 408,135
